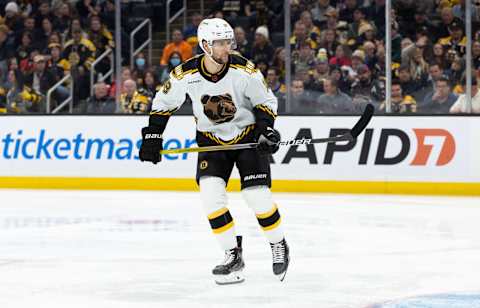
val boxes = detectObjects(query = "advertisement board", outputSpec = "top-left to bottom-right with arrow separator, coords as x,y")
1,116 -> 479,195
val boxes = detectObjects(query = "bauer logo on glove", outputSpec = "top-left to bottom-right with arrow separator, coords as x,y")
145,133 -> 163,139
201,93 -> 237,124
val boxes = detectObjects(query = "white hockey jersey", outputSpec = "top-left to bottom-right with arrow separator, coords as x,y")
151,53 -> 278,143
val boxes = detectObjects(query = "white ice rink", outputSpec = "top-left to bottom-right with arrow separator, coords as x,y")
1,189 -> 480,308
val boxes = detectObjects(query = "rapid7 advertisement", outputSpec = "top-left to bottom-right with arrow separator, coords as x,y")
0,116 -> 477,182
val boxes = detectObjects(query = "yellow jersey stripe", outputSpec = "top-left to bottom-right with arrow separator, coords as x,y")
255,104 -> 277,119
203,124 -> 254,146
172,69 -> 199,80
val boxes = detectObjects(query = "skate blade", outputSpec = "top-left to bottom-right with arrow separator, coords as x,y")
276,259 -> 290,282
276,270 -> 288,282
214,271 -> 245,285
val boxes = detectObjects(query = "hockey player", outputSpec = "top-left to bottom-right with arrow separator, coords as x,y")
139,18 -> 289,284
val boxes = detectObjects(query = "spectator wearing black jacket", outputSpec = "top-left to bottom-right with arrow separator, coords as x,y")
251,25 -> 274,66
339,0 -> 357,24
15,17 -> 36,47
234,26 -> 252,58
397,64 -> 423,98
4,2 -> 24,34
0,25 -> 14,81
34,1 -> 55,29
53,2 -> 73,34
23,54 -> 55,95
36,18 -> 54,52
16,31 -> 34,66
76,0 -> 100,25
99,0 -> 116,31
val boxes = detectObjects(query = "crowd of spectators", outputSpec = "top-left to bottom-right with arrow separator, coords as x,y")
0,0 -> 154,114
1,0 -> 479,115
281,0 -> 480,114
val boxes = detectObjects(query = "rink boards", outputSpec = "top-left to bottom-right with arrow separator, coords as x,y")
0,115 -> 479,195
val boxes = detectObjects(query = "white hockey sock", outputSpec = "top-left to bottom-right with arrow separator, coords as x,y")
242,186 -> 285,244
200,176 -> 237,251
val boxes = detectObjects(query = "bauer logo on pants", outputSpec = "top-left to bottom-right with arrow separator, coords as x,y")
244,174 -> 267,181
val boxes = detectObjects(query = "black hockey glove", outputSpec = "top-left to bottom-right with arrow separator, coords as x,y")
139,126 -> 163,164
255,125 -> 281,155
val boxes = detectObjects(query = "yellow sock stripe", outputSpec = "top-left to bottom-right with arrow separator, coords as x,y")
207,207 -> 229,220
256,204 -> 278,219
261,217 -> 281,231
212,221 -> 235,234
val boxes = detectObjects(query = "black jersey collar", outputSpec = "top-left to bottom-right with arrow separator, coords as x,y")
197,54 -> 230,83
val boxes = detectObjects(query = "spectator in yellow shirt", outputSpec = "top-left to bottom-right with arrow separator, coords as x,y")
380,79 -> 417,113
120,79 -> 151,114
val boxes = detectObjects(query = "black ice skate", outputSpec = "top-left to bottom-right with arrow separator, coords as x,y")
270,238 -> 290,281
213,236 -> 245,285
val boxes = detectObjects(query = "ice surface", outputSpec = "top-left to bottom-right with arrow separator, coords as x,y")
1,190 -> 479,308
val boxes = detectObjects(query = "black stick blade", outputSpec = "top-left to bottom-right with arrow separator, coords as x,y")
350,104 -> 374,138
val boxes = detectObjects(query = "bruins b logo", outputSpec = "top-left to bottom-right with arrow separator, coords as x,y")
162,80 -> 172,94
201,93 -> 237,124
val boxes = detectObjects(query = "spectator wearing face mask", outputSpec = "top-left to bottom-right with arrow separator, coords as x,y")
160,52 -> 182,83
133,52 -> 148,77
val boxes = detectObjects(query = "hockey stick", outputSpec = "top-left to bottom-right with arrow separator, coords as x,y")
160,104 -> 374,155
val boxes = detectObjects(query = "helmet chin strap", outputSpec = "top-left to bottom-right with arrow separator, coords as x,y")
202,40 -> 227,66
206,47 -> 224,66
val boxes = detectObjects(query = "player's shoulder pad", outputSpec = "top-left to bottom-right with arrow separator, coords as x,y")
229,52 -> 257,75
171,55 -> 200,80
